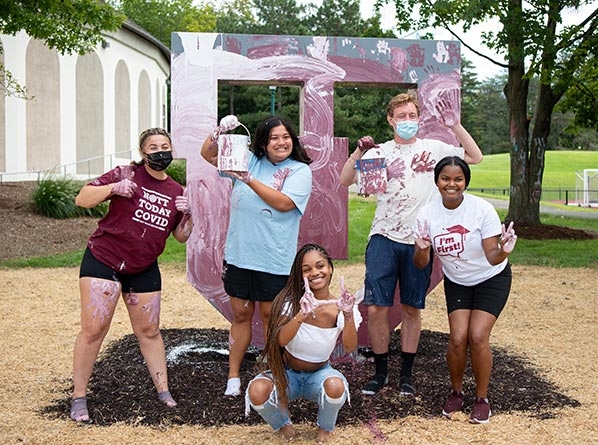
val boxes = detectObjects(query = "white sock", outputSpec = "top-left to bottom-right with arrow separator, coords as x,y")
224,377 -> 241,396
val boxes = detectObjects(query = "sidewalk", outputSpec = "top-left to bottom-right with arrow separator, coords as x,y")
483,197 -> 598,219
347,185 -> 598,219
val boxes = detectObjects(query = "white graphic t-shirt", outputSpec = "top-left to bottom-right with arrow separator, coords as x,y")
416,193 -> 508,286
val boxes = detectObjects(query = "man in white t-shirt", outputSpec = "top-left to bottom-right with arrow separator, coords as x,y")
339,93 -> 483,396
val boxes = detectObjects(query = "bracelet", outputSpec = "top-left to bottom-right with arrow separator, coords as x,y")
294,314 -> 303,324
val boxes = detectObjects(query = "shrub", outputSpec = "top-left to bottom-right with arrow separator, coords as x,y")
166,159 -> 186,186
32,177 -> 107,219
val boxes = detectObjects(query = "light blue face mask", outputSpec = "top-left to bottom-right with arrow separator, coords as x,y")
394,120 -> 419,140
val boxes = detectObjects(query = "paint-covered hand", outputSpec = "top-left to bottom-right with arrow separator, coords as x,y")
224,171 -> 253,184
219,115 -> 240,132
337,276 -> 355,314
356,136 -> 378,154
435,99 -> 459,128
500,222 -> 518,253
110,178 -> 137,198
300,277 -> 318,315
175,195 -> 191,214
414,219 -> 431,249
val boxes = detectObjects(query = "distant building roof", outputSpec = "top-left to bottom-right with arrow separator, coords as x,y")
122,19 -> 170,63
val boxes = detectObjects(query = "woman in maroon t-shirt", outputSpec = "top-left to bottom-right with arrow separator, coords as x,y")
69,128 -> 193,423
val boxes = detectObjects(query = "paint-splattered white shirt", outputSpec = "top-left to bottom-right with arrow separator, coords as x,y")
361,139 -> 464,244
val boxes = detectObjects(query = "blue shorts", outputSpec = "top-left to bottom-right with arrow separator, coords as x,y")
222,261 -> 288,302
79,247 -> 161,293
363,234 -> 432,309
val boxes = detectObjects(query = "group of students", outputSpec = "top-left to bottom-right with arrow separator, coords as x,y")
68,93 -> 517,442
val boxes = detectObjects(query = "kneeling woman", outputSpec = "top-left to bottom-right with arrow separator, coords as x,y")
246,244 -> 361,443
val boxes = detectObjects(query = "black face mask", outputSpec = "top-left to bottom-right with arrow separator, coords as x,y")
145,151 -> 173,171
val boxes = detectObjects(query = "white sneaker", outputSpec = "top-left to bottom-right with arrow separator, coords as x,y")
224,377 -> 241,396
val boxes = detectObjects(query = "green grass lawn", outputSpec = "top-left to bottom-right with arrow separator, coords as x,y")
469,151 -> 598,190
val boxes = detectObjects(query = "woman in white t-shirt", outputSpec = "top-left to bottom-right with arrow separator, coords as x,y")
413,156 -> 518,425
246,243 -> 362,443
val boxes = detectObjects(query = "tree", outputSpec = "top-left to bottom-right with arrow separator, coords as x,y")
382,0 -> 598,224
214,0 -> 257,33
1,0 -> 124,96
114,0 -> 214,47
556,54 -> 598,129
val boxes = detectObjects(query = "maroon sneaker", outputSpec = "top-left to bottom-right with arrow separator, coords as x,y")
469,397 -> 491,424
442,391 -> 464,418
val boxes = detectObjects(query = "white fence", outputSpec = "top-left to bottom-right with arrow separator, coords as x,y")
0,150 -> 139,183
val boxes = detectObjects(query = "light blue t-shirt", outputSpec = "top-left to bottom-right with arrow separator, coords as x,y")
225,152 -> 312,275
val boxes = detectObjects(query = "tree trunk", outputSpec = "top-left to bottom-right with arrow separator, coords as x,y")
505,65 -> 538,224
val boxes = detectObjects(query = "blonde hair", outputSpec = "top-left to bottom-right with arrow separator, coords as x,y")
386,93 -> 420,117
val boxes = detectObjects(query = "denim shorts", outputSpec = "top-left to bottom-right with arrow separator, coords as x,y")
363,234 -> 432,309
246,362 -> 348,432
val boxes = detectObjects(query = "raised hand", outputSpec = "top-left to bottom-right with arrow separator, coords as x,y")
300,277 -> 318,316
219,115 -> 240,132
356,135 -> 378,154
414,219 -> 431,249
110,178 -> 137,198
501,221 -> 518,253
336,276 -> 355,314
434,98 -> 459,128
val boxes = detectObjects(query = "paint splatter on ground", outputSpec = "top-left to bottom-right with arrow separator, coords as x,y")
41,328 -> 579,427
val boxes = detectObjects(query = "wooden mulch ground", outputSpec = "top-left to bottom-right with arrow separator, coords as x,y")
1,264 -> 597,444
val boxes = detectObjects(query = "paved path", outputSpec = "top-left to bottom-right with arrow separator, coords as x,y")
348,184 -> 598,219
483,197 -> 598,219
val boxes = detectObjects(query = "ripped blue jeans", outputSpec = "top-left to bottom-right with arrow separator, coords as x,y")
245,362 -> 349,432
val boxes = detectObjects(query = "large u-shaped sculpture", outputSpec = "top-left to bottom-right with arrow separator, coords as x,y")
171,33 -> 460,348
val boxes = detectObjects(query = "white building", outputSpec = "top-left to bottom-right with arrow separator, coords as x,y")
0,21 -> 170,182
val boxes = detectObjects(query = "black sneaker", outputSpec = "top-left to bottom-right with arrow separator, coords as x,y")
399,377 -> 416,396
362,373 -> 388,395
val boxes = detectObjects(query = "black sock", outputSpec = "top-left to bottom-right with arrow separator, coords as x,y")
374,352 -> 389,376
400,351 -> 416,381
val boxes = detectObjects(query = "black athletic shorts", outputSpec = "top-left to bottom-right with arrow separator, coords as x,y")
444,263 -> 512,318
222,261 -> 288,302
79,247 -> 161,293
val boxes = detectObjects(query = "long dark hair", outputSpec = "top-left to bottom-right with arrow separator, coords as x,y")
434,156 -> 471,187
259,243 -> 333,408
251,116 -> 312,165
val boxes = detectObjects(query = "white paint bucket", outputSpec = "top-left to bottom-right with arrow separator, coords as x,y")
217,123 -> 251,172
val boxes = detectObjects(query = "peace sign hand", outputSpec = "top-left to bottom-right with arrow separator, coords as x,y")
414,219 -> 431,249
336,276 -> 355,314
501,221 -> 518,253
300,277 -> 318,316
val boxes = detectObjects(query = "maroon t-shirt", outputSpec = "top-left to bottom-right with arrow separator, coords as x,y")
87,164 -> 184,274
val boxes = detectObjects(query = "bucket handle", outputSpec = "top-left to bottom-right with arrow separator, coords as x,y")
236,123 -> 252,147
